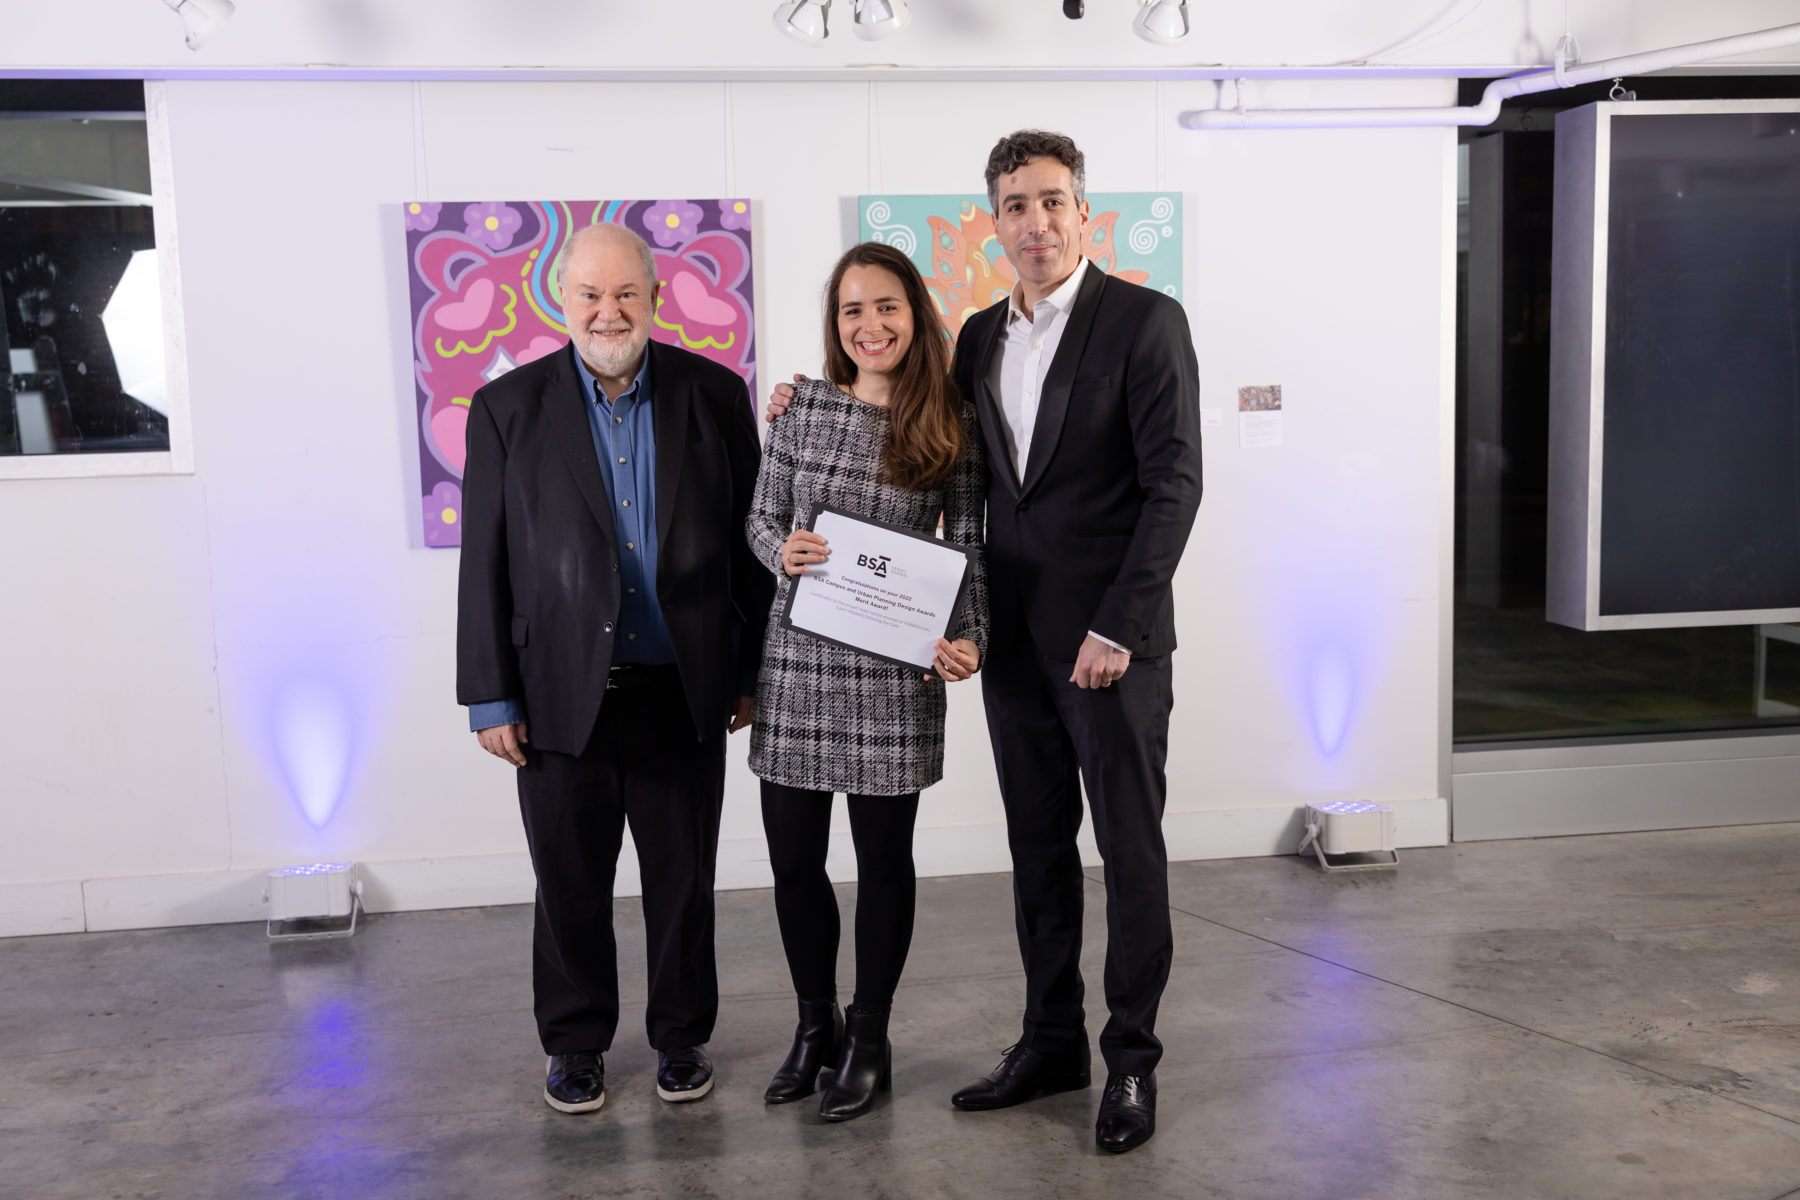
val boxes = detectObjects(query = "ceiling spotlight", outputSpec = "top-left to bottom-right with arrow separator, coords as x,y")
1064,0 -> 1084,16
773,0 -> 832,45
853,0 -> 910,40
162,0 -> 234,50
1133,0 -> 1190,45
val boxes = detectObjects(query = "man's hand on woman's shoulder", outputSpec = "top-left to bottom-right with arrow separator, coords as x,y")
766,373 -> 806,422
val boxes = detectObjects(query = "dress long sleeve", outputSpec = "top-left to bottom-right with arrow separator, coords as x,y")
749,379 -> 988,796
746,385 -> 805,579
943,399 -> 989,657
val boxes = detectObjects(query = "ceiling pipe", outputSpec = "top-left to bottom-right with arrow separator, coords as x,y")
1182,20 -> 1800,130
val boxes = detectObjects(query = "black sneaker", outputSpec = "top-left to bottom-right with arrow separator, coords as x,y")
656,1045 -> 714,1102
544,1050 -> 605,1114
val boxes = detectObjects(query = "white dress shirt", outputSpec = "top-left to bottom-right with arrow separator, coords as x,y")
986,256 -> 1127,657
988,255 -> 1089,483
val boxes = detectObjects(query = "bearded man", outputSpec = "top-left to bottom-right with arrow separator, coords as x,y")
457,221 -> 773,1115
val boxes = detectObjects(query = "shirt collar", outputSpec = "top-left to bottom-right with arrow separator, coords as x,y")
1007,255 -> 1090,327
572,340 -> 653,404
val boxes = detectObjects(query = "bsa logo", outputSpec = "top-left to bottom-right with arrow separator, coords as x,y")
856,553 -> 891,579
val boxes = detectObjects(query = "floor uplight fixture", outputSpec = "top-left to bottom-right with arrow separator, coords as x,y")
1133,0 -> 1190,45
773,0 -> 832,45
1297,801 -> 1398,874
162,0 -> 235,50
264,862 -> 364,940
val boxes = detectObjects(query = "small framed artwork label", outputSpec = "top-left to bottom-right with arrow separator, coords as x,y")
1238,384 -> 1283,448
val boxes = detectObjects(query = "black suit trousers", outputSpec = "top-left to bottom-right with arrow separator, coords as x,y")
516,669 -> 726,1055
982,627 -> 1175,1077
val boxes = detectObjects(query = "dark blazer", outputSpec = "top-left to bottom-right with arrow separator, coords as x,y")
953,264 -> 1203,660
456,339 -> 775,755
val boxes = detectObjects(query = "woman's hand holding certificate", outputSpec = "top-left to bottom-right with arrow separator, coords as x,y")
925,636 -> 979,683
779,506 -> 977,676
780,528 -> 831,575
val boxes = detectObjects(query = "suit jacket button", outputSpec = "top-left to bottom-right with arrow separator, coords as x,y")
612,561 -> 620,572
1017,501 -> 1031,512
603,621 -> 615,634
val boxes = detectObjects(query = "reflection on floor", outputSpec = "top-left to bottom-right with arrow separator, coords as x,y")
1454,600 -> 1800,742
3,823 -> 1799,1199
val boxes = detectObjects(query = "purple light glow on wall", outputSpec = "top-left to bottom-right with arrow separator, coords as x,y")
272,679 -> 355,828
1307,646 -> 1356,757
1234,493 -> 1399,780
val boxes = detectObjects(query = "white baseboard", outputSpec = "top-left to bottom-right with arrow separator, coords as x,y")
84,869 -> 270,932
357,853 -> 539,914
0,880 -> 85,938
1454,736 -> 1800,840
0,797 -> 1449,938
1164,795 -> 1449,860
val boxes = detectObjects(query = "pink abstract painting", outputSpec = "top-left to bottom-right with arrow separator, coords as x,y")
405,198 -> 756,547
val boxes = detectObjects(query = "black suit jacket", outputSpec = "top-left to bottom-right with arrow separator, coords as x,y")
953,264 -> 1203,661
456,339 -> 775,754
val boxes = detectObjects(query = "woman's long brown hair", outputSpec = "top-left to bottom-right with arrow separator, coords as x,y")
821,242 -> 965,492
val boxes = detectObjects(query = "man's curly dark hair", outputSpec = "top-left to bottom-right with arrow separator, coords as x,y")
984,129 -> 1087,212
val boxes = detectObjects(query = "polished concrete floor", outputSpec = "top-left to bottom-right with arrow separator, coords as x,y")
3,823 -> 1799,1200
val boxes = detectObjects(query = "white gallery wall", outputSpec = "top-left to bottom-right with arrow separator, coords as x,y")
0,73 -> 1452,936
4,0 -> 1793,936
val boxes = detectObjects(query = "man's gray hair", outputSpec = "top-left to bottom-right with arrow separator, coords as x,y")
984,129 -> 1087,212
563,221 -> 657,286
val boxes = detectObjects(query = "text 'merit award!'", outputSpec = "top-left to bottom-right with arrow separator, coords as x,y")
779,505 -> 975,672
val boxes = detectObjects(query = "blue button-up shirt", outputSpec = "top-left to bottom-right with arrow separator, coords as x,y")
581,345 -> 674,665
467,344 -> 672,731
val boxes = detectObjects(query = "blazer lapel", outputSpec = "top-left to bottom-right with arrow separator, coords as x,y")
650,341 -> 689,546
546,344 -> 618,548
1018,262 -> 1105,500
967,303 -> 1020,497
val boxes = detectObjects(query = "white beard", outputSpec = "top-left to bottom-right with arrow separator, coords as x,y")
574,327 -> 647,379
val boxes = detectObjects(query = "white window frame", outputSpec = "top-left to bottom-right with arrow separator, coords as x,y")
1545,99 -> 1800,631
0,81 -> 193,480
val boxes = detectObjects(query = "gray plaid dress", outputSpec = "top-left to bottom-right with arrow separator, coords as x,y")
747,378 -> 989,796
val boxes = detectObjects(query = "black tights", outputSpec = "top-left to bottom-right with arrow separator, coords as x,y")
760,780 -> 920,1012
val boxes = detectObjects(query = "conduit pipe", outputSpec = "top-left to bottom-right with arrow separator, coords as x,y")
1182,21 -> 1800,130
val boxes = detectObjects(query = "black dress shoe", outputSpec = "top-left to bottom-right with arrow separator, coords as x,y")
544,1050 -> 605,1114
1095,1071 -> 1156,1153
818,1005 -> 890,1122
657,1045 -> 714,1102
950,1041 -> 1091,1111
766,996 -> 843,1104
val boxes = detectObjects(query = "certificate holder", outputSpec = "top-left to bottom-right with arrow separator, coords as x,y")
778,504 -> 975,672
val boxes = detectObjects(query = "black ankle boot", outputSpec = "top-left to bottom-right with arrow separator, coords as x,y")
765,996 -> 843,1103
818,1004 -> 891,1122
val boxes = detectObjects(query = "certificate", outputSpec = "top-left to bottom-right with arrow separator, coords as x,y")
779,505 -> 975,672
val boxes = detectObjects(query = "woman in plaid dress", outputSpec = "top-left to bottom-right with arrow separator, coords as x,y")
746,242 -> 988,1121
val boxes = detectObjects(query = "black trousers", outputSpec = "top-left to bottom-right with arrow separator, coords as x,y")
516,667 -> 726,1055
759,781 -> 921,1011
982,627 -> 1175,1077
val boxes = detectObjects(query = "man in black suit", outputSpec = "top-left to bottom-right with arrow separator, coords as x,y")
458,222 -> 773,1116
943,131 -> 1202,1154
771,129 -> 1200,1152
